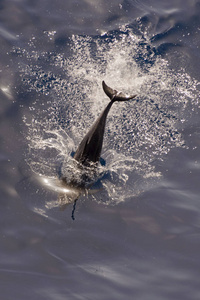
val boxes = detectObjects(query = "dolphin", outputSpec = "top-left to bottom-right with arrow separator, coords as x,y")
59,81 -> 137,215
73,81 -> 137,166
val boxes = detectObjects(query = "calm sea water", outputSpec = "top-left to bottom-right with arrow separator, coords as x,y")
0,0 -> 200,299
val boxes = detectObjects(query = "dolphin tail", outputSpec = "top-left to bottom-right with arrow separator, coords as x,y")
102,81 -> 137,102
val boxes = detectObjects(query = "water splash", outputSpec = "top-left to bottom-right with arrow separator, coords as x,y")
14,23 -> 200,209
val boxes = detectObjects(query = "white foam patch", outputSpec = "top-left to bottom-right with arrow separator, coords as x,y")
14,24 -> 200,209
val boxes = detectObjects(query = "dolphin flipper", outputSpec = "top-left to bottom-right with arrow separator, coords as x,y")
102,81 -> 137,101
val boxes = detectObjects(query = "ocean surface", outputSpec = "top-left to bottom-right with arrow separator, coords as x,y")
0,0 -> 200,299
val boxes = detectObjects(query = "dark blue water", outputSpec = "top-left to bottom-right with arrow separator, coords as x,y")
1,1 -> 200,299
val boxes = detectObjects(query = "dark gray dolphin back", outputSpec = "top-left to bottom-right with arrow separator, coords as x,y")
73,81 -> 137,165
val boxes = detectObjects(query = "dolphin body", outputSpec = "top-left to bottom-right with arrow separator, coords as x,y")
59,81 -> 136,214
73,81 -> 137,166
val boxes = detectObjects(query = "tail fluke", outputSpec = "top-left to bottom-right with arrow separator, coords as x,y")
102,81 -> 137,102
